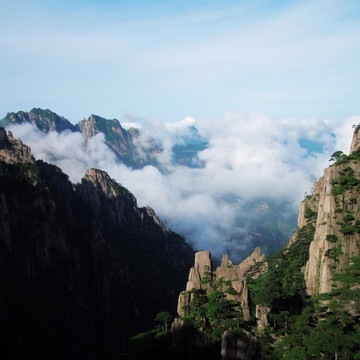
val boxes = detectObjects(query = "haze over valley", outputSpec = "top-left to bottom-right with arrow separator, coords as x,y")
2,109 -> 357,261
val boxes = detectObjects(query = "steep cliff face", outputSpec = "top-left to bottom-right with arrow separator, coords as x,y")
0,128 -> 194,360
177,248 -> 264,321
304,129 -> 360,296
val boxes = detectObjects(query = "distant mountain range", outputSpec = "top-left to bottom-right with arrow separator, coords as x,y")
0,108 -> 297,258
0,108 -> 207,168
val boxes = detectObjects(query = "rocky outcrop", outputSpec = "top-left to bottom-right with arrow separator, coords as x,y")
255,305 -> 271,331
186,250 -> 213,291
0,129 -> 194,360
83,168 -> 127,198
78,115 -> 131,155
0,128 -> 34,164
77,115 -> 160,168
304,129 -> 360,296
177,248 -> 264,320
177,250 -> 213,316
215,248 -> 265,321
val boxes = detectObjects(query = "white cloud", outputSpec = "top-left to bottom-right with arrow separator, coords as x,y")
165,116 -> 196,135
121,122 -> 142,130
6,113 -> 358,261
7,123 -> 117,181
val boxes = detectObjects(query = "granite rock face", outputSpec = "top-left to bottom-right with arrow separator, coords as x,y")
77,114 -> 161,167
304,129 -> 360,296
0,128 -> 194,360
0,128 -> 34,164
177,247 -> 264,320
78,115 -> 132,155
186,250 -> 213,291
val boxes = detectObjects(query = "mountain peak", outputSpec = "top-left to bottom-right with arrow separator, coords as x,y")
82,168 -> 134,201
0,108 -> 76,133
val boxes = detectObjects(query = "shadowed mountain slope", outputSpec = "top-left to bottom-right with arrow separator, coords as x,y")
0,127 -> 194,360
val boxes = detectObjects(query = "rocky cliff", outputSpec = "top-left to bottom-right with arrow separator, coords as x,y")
77,114 -> 161,168
0,127 -> 194,360
304,128 -> 360,296
0,128 -> 35,164
177,247 -> 265,321
130,127 -> 360,360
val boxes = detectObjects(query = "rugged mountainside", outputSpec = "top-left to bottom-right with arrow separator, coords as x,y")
302,129 -> 360,295
179,125 -> 360,312
77,114 -> 161,167
0,127 -> 194,360
0,108 -> 161,168
131,127 -> 360,360
0,108 -> 203,168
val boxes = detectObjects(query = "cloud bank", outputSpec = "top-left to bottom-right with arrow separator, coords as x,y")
7,113 -> 358,261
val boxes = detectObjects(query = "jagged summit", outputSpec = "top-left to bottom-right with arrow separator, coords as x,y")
177,247 -> 265,322
0,108 -> 77,133
82,168 -> 131,198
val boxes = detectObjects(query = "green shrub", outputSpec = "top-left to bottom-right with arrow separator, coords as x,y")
325,245 -> 343,261
343,213 -> 355,222
305,206 -> 317,220
340,225 -> 356,235
326,234 -> 338,243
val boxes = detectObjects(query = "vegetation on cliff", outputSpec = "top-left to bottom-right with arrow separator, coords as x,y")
129,139 -> 360,359
272,255 -> 360,360
129,275 -> 243,360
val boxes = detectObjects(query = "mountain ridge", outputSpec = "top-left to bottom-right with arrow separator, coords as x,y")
0,108 -> 202,168
0,126 -> 194,359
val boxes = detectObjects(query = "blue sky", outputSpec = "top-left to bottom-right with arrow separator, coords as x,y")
2,0 -> 360,258
1,0 -> 360,123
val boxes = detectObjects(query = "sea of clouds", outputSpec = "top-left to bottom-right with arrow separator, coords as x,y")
7,113 -> 358,261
